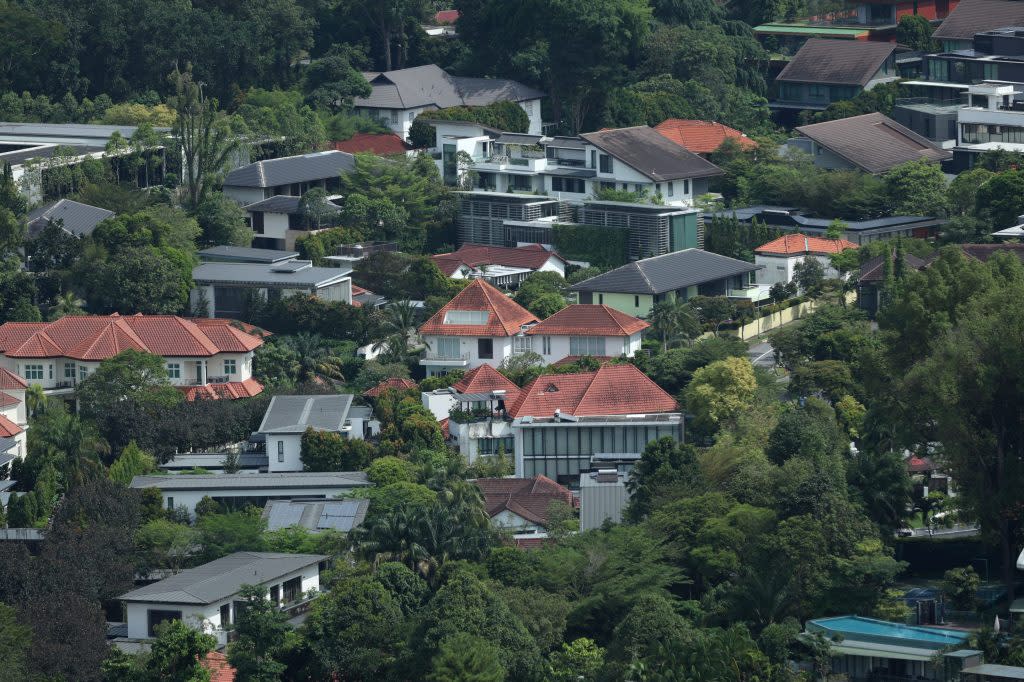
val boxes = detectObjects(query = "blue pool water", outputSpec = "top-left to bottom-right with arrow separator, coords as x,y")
809,616 -> 968,646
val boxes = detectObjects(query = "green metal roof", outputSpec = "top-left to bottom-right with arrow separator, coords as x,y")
754,23 -> 869,37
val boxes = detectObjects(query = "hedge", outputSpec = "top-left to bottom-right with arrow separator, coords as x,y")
552,224 -> 629,268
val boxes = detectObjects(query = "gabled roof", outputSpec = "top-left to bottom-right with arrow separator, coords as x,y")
776,38 -> 897,86
474,476 -> 575,526
354,64 -> 544,110
0,368 -> 28,389
570,249 -> 759,295
526,304 -> 648,337
0,414 -> 23,437
118,552 -> 326,605
224,151 -> 355,189
258,395 -> 354,434
858,251 -> 931,283
795,113 -> 952,174
933,0 -> 1024,39
26,199 -> 114,238
579,126 -> 724,182
755,234 -> 859,256
178,379 -> 264,402
363,377 -> 417,397
332,133 -> 413,155
431,243 -> 566,276
419,279 -> 538,336
0,315 -> 263,360
654,119 -> 758,155
506,364 -> 677,418
451,364 -> 520,397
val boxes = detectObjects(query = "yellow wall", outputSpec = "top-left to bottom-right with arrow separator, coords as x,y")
592,292 -> 655,317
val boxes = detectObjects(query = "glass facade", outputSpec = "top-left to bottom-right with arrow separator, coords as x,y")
520,422 -> 682,481
962,123 -> 1024,145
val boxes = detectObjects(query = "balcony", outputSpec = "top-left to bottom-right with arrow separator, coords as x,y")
420,351 -> 471,367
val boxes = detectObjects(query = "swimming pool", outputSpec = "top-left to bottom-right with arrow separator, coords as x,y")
807,615 -> 969,649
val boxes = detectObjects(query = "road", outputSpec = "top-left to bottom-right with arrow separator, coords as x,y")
747,340 -> 776,368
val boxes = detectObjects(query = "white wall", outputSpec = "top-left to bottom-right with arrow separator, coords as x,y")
151,483 -> 361,519
314,279 -> 352,305
451,419 -> 513,464
521,99 -> 543,136
529,333 -> 639,364
422,335 -> 514,376
754,253 -> 841,286
267,434 -> 303,472
422,390 -> 456,420
491,508 -> 540,531
538,255 -> 566,277
258,212 -> 290,240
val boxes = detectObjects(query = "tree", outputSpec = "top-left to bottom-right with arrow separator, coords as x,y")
135,518 -> 201,574
299,188 -> 335,230
885,160 -> 949,217
169,67 -> 240,210
626,437 -> 701,522
650,299 -> 700,351
428,632 -> 507,682
895,14 -> 936,51
301,429 -> 376,471
366,455 -> 417,486
25,220 -> 83,272
975,170 -> 1024,229
943,566 -> 981,611
77,244 -> 194,314
228,585 -> 291,682
684,356 -> 758,433
146,619 -> 217,682
513,271 -> 567,318
108,440 -> 157,485
0,603 -> 33,682
548,638 -> 605,682
196,509 -> 266,562
303,46 -> 372,113
78,349 -> 183,423
196,193 -> 251,247
793,257 -> 826,296
607,593 -> 691,664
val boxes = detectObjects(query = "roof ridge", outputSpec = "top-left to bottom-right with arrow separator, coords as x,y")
571,366 -> 606,415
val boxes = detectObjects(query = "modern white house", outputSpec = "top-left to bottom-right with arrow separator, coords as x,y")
242,194 -> 343,251
118,552 -> 326,646
753,234 -> 859,286
0,368 -> 28,472
0,315 -> 265,402
352,64 -> 545,139
129,471 -> 371,519
257,394 -> 374,473
190,260 -> 353,319
221,150 -> 355,206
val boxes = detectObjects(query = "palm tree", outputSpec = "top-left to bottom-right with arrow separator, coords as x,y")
650,299 -> 700,351
372,300 -> 420,363
284,333 -> 347,383
25,384 -> 47,418
49,291 -> 86,320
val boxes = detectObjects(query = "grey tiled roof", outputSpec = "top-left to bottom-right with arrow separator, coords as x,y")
245,195 -> 343,216
570,249 -> 759,295
129,471 -> 370,491
224,151 -> 355,189
0,122 -> 169,140
192,261 -> 352,288
262,498 -> 370,532
197,245 -> 300,264
354,64 -> 544,110
776,39 -> 896,86
579,127 -> 723,182
795,113 -> 951,174
706,206 -> 940,230
27,199 -> 114,238
258,395 -> 354,434
119,552 -> 326,605
933,0 -> 1024,39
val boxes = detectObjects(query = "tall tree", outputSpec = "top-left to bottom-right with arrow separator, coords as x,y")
228,584 -> 291,682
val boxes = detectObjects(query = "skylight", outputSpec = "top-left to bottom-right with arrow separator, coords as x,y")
444,310 -> 489,325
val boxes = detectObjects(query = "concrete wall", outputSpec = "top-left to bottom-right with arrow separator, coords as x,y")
267,434 -> 303,472
580,478 -> 630,530
152,483 -> 360,519
422,390 -> 457,420
532,333 -> 641,364
224,186 -> 266,205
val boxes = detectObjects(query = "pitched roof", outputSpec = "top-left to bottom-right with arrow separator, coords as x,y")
262,498 -> 369,533
0,414 -> 23,437
26,199 -> 114,238
355,64 -> 544,110
776,38 -> 897,86
474,476 -> 575,525
363,377 -> 417,397
419,279 -> 538,336
332,133 -> 413,155
201,651 -> 237,682
907,455 -> 939,473
526,304 -> 648,337
959,243 -> 1024,263
0,368 -> 28,389
933,0 -> 1024,39
431,243 -> 566,275
506,363 -> 677,418
579,126 -> 724,182
755,234 -> 859,256
434,9 -> 459,23
178,379 -> 264,402
0,315 -> 263,360
795,113 -> 952,174
119,552 -> 327,605
570,248 -> 759,295
224,151 -> 355,189
0,391 -> 19,409
258,395 -> 354,433
654,119 -> 758,155
451,364 -> 520,396
858,251 -> 931,283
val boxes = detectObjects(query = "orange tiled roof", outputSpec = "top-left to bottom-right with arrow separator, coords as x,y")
755,234 -> 858,256
178,378 -> 263,402
0,391 -> 20,409
332,133 -> 413,155
363,377 -> 417,397
0,413 -> 23,437
474,475 -> 574,525
0,315 -> 263,360
506,363 -> 677,418
527,304 -> 648,337
419,279 -> 538,337
0,368 -> 28,389
201,651 -> 237,682
654,119 -> 758,155
431,244 -> 565,276
451,364 -> 520,397
439,417 -> 450,439
434,9 -> 459,23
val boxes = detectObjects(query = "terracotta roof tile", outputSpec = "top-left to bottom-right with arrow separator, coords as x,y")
431,244 -> 565,274
474,475 -> 574,525
527,304 -> 648,337
451,364 -> 520,397
332,133 -> 413,155
363,377 -> 417,397
506,364 -> 677,418
0,391 -> 20,408
907,455 -> 938,473
178,378 -> 263,402
0,413 -> 23,437
755,234 -> 859,256
0,368 -> 28,389
201,651 -> 237,682
654,119 -> 758,155
419,279 -> 538,337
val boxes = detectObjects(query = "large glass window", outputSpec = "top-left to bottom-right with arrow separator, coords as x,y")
477,338 -> 494,359
599,154 -> 613,173
224,359 -> 237,375
513,336 -> 533,353
569,336 -> 606,356
64,362 -> 76,378
436,337 -> 461,358
444,310 -> 489,325
551,177 -> 585,193
23,364 -> 43,380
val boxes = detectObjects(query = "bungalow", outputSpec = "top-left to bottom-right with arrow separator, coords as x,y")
431,243 -> 568,288
221,150 -> 355,206
0,315 -> 265,401
772,39 -> 899,112
26,199 -> 113,239
474,475 -> 575,533
654,119 -> 758,158
257,394 -> 374,473
118,551 -> 326,646
569,249 -> 761,318
857,250 -> 931,316
753,234 -> 859,286
243,195 -> 343,251
443,364 -> 521,461
932,0 -> 1024,51
523,304 -> 648,364
0,368 -> 28,472
352,64 -> 544,139
190,260 -> 352,319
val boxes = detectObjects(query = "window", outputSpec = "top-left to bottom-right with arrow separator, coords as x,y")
48,364 -> 53,380
220,603 -> 231,627
166,496 -> 174,510
224,359 -> 237,375
808,84 -> 827,99
23,364 -> 43,380
599,154 -> 612,173
600,181 -> 615,191
590,150 -> 596,168
444,310 -> 489,325
477,338 -> 493,359
551,177 -> 585,193
147,609 -> 182,638
166,363 -> 180,379
270,585 -> 280,604
524,101 -> 534,115
513,335 -> 533,354
542,336 -> 551,355
277,441 -> 284,463
570,336 -> 606,356
251,212 -> 264,234
79,365 -> 87,382
436,337 -> 460,359
598,294 -> 604,304
64,362 -> 76,379
683,179 -> 690,195
634,295 -> 640,308
478,436 -> 515,455
667,181 -> 674,197
282,577 -> 302,604
408,111 -> 416,122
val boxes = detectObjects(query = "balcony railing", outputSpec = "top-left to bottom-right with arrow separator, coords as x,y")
50,380 -> 76,390
423,351 -> 471,361
555,158 -> 586,167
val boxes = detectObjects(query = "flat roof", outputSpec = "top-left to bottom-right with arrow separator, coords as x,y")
198,245 -> 300,264
962,664 -> 1024,680
130,471 -> 370,491
192,262 -> 351,288
754,23 -> 870,36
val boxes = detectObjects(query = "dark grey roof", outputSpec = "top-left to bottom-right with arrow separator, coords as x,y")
495,133 -> 542,145
570,248 -> 759,295
245,195 -> 343,216
262,498 -> 369,532
705,206 -> 941,230
258,395 -> 354,434
795,113 -> 952,174
26,199 -> 114,238
0,143 -> 106,166
158,452 -> 268,470
354,64 -> 544,110
541,167 -> 597,178
544,136 -> 586,149
0,436 -> 18,453
129,471 -> 371,491
776,38 -> 896,86
0,122 -> 168,141
198,245 -> 300,264
192,261 -> 351,288
224,151 -> 355,189
579,127 -> 724,182
119,552 -> 326,605
933,0 -> 1024,39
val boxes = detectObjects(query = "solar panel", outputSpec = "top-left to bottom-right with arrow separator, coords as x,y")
316,500 -> 361,531
266,503 -> 304,530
